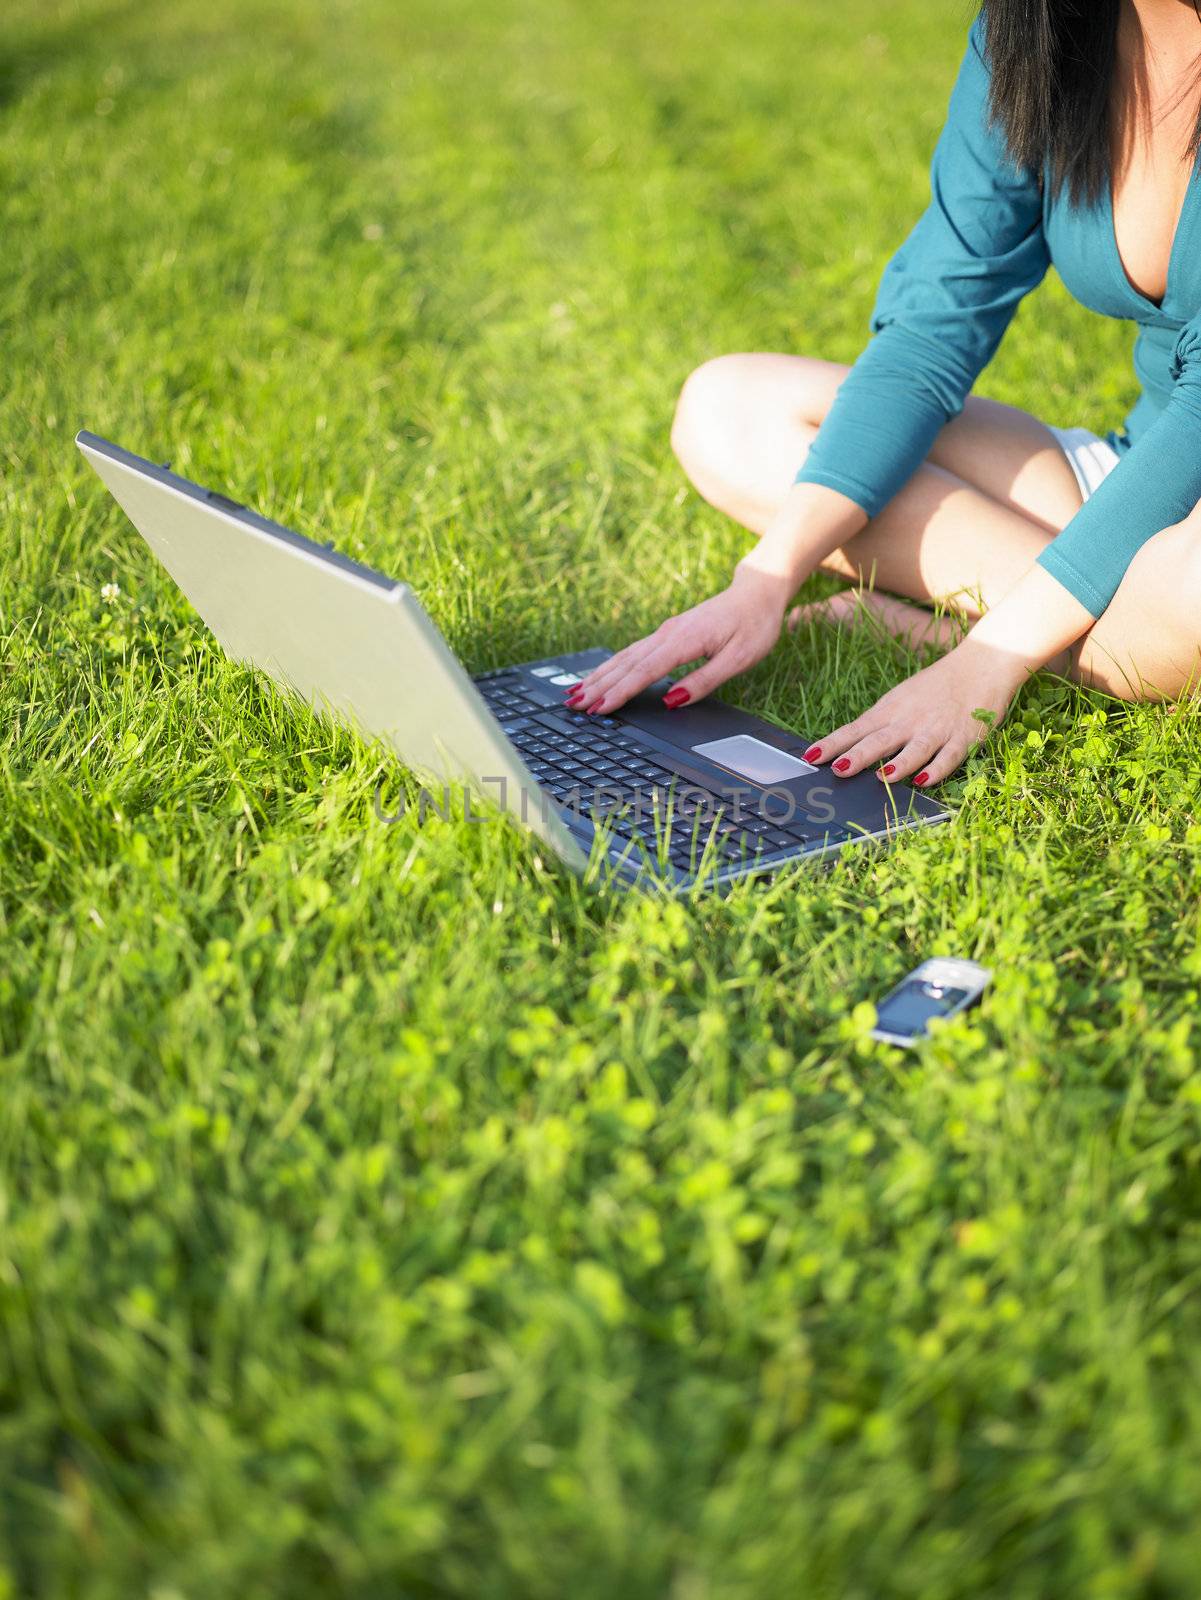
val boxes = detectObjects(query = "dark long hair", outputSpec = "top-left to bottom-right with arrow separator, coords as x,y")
978,0 -> 1201,205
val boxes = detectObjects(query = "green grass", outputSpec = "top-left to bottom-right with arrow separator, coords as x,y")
4,0 -> 1201,1593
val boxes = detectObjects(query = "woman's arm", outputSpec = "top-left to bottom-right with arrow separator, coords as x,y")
1034,315 -> 1201,615
573,15 -> 1049,716
795,16 -> 1049,518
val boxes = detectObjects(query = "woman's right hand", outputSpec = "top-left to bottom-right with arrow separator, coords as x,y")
569,564 -> 793,715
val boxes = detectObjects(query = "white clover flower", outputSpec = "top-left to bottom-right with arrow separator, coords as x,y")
101,581 -> 120,603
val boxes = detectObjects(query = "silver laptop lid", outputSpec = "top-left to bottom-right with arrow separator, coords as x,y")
76,432 -> 584,865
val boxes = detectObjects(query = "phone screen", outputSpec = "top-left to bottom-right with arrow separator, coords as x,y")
875,979 -> 970,1037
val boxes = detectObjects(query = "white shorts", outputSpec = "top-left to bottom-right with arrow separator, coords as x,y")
1046,424 -> 1122,502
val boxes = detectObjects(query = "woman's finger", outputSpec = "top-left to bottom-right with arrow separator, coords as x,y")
588,632 -> 708,713
907,739 -> 968,787
573,638 -> 653,692
573,613 -> 709,706
803,714 -> 878,768
665,640 -> 750,705
571,636 -> 663,708
880,733 -> 944,785
827,725 -> 906,778
575,626 -> 672,689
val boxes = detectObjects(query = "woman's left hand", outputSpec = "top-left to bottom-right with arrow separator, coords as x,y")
804,637 -> 1027,788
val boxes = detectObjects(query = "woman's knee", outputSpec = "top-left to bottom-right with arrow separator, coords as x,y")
670,354 -> 755,475
1127,518 -> 1201,618
1163,520 -> 1201,651
670,352 -> 838,530
1074,518 -> 1201,698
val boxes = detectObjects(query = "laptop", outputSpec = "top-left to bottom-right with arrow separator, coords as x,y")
76,431 -> 949,889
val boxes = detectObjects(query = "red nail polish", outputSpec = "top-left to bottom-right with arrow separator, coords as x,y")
914,770 -> 930,786
566,689 -> 583,703
833,758 -> 850,773
663,687 -> 690,708
881,763 -> 895,777
804,745 -> 822,761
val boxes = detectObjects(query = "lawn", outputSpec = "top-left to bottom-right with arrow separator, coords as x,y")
4,0 -> 1201,1594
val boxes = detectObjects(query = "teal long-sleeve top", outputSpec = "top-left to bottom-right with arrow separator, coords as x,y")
795,15 -> 1201,618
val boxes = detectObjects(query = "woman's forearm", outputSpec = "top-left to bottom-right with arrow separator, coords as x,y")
736,482 -> 869,591
739,482 -> 1095,689
960,563 -> 1096,687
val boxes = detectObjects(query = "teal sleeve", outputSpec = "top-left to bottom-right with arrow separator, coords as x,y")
795,17 -> 1049,513
1036,315 -> 1201,614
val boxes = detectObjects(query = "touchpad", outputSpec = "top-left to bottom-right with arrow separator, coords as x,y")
690,734 -> 816,784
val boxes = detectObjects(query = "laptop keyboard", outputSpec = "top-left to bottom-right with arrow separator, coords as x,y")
475,670 -> 845,876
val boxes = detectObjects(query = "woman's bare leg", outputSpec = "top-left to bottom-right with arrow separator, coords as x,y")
678,353 -> 1201,691
1069,512 -> 1201,698
670,353 -> 1084,637
671,351 -> 1201,696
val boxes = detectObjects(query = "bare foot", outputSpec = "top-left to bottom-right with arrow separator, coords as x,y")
787,589 -> 962,651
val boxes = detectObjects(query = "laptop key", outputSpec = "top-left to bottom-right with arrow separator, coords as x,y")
757,831 -> 794,851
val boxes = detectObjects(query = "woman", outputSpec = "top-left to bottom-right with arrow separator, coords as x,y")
570,0 -> 1201,788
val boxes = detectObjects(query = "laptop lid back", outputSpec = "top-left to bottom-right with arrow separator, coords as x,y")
75,432 -> 584,864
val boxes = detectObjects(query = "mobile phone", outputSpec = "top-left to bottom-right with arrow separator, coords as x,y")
870,957 -> 992,1046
